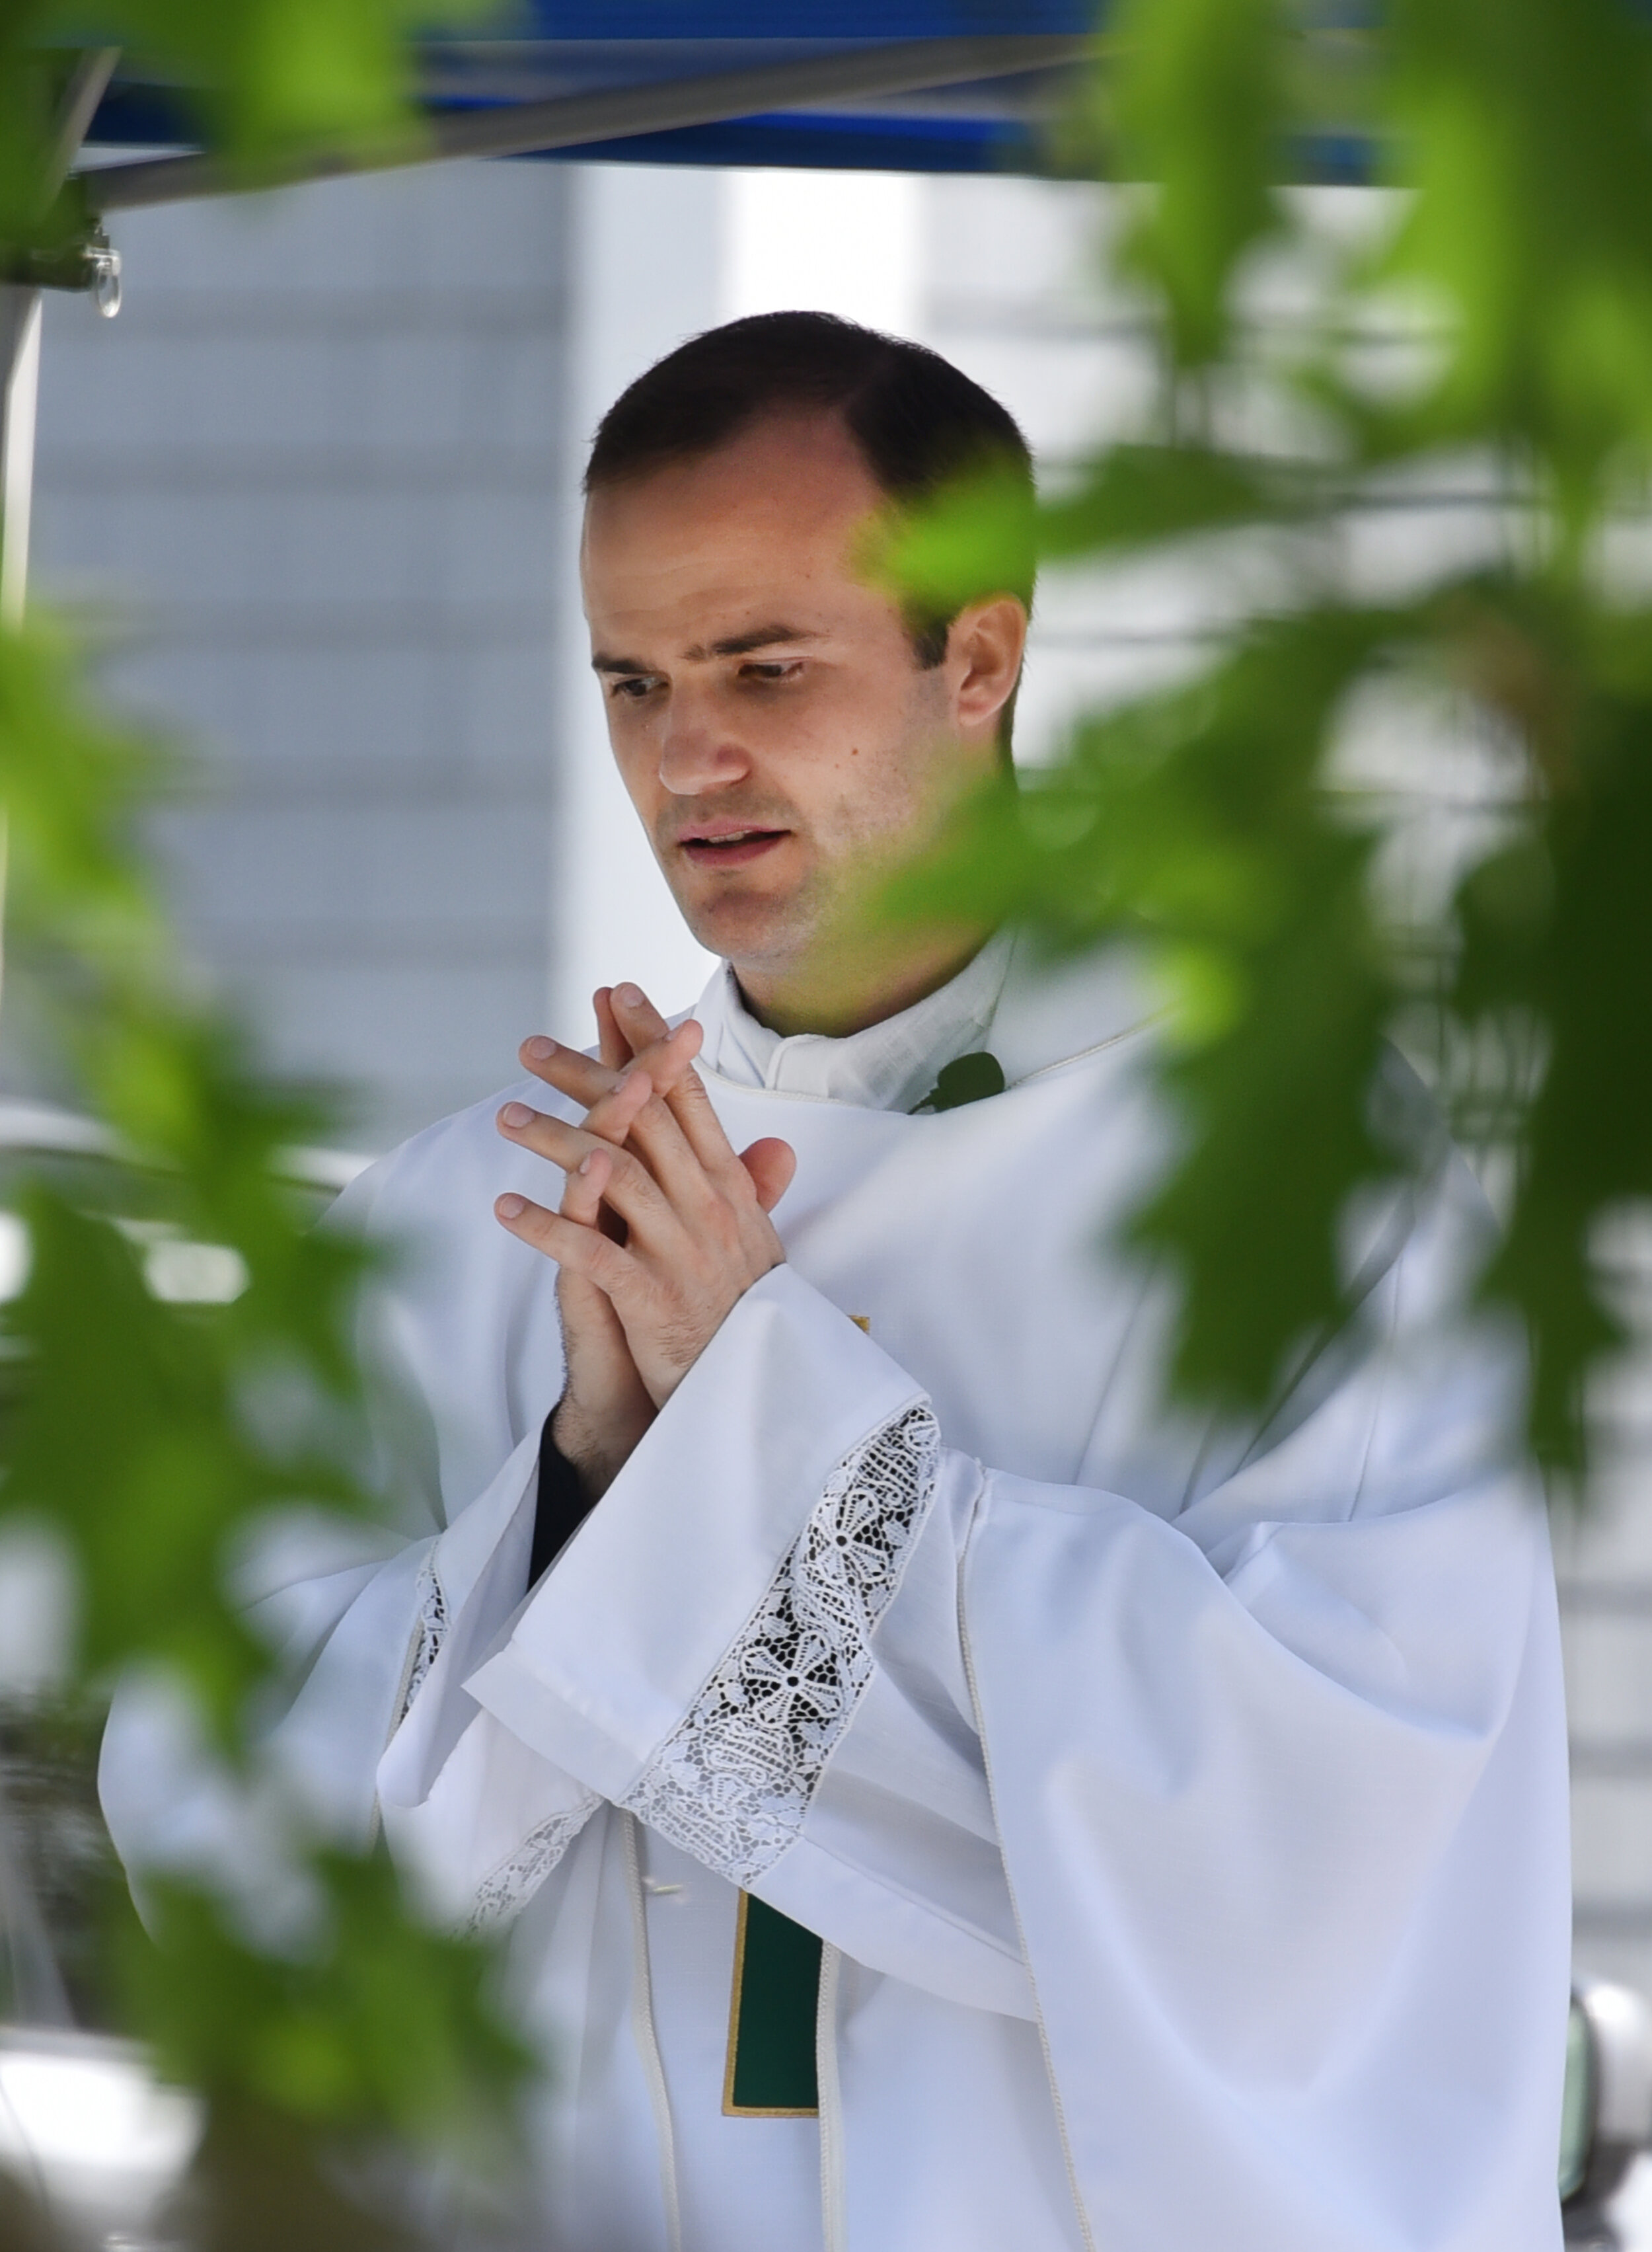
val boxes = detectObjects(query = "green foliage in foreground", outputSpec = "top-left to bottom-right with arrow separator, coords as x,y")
889,0 -> 1652,1475
0,625 -> 370,1725
0,3 -> 523,2240
1,0 -> 490,270
0,537 -> 528,2247
122,1859 -> 524,2146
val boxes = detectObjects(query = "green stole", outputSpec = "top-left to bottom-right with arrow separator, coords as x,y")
723,1891 -> 825,2115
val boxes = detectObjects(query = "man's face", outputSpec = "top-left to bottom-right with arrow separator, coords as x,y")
580,411 -> 1017,1013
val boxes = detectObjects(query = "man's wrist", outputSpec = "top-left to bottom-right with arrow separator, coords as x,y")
549,1395 -> 638,1504
530,1393 -> 649,1589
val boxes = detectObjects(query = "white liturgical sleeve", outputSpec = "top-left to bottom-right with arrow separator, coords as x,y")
459,1231 -> 1565,2252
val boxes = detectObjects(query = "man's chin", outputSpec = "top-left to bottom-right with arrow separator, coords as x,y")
675,886 -> 811,970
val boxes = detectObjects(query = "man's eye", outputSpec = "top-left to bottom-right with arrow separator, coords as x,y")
609,676 -> 659,701
740,660 -> 802,683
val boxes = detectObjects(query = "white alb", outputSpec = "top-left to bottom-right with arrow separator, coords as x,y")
100,935 -> 1570,2252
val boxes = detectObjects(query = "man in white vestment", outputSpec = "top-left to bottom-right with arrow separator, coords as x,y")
102,313 -> 1571,2252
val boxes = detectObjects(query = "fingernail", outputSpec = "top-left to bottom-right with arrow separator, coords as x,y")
579,1151 -> 599,1175
500,1101 -> 535,1128
496,1194 -> 525,1219
616,982 -> 644,1007
524,1036 -> 556,1061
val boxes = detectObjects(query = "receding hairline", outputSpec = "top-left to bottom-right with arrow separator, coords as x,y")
583,312 -> 1032,511
582,398 -> 896,509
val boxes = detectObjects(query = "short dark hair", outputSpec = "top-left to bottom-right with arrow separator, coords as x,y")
585,311 -> 1033,672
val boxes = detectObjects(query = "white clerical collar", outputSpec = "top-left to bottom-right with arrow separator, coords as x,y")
691,927 -> 1156,1112
695,929 -> 1016,1113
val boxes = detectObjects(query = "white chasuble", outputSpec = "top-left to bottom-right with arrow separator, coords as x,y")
100,941 -> 1570,2252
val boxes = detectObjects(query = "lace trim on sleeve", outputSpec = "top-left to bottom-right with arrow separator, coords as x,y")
393,1556 -> 449,1732
621,1402 -> 941,1887
467,1793 -> 603,1933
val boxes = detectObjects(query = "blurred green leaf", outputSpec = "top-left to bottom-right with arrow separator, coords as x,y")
1039,443 -> 1299,556
1110,0 -> 1291,374
0,589 -> 531,2202
1,0 -> 499,262
118,1858 -> 530,2154
1381,0 -> 1652,512
1452,682 -> 1652,1465
862,463 -> 1037,625
885,0 -> 1652,1475
0,0 -> 527,2208
903,611 -> 1408,1405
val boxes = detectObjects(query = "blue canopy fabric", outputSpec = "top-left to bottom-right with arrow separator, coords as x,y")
85,3 -> 1099,183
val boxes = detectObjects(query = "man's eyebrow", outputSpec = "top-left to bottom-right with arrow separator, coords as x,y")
698,623 -> 821,660
591,624 -> 822,676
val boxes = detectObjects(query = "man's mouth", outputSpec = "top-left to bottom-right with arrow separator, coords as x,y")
678,827 -> 789,868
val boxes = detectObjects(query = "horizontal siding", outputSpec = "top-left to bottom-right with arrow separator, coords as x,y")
32,159 -> 571,1147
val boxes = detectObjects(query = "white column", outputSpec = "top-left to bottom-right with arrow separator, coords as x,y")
721,167 -> 921,332
548,165 -> 724,1038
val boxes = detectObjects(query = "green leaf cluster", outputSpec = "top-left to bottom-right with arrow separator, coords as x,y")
889,0 -> 1652,1473
0,611 -> 529,2229
118,1856 -> 529,2150
0,2 -> 525,2236
0,623 -> 366,1727
1,0 -> 496,272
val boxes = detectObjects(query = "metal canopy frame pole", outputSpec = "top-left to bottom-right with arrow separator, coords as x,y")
0,288 -> 41,629
87,32 -> 1100,214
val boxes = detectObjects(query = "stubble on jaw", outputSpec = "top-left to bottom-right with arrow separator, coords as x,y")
666,752 -> 990,1040
656,830 -> 831,986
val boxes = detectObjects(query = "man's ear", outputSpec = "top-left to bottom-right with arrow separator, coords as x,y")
949,596 -> 1028,739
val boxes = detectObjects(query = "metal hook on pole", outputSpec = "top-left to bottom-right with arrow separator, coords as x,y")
87,230 -> 121,319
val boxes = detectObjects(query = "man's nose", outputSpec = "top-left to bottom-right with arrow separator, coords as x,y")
656,687 -> 751,794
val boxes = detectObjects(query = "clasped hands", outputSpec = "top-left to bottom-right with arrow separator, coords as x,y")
494,982 -> 796,1498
